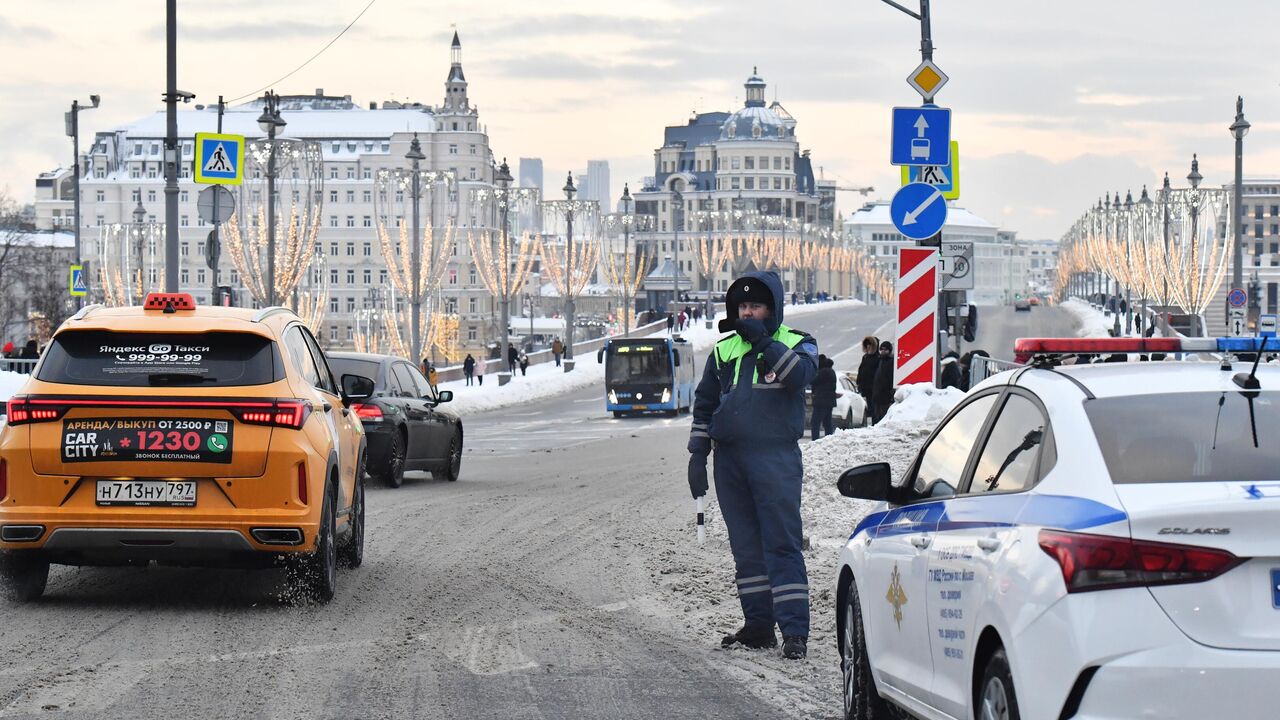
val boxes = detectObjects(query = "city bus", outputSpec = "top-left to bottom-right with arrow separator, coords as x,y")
597,336 -> 696,418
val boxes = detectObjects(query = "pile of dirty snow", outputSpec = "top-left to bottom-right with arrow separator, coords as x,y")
1060,299 -> 1114,338
644,383 -> 962,716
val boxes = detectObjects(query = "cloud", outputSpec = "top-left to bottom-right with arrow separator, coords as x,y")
0,17 -> 54,41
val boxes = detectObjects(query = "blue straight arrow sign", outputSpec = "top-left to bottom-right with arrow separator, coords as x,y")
891,106 -> 952,167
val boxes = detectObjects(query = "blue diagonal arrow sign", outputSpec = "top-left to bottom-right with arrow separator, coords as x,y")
891,182 -> 948,240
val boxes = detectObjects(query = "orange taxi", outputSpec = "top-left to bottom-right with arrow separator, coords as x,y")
0,293 -> 371,602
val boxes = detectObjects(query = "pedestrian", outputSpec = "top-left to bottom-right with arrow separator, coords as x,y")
666,312 -> 675,334
678,310 -> 687,332
809,354 -> 837,441
687,270 -> 818,660
463,353 -> 476,386
421,357 -> 431,377
552,337 -> 564,367
518,352 -> 529,376
508,344 -> 519,375
855,335 -> 879,416
427,364 -> 439,391
871,341 -> 895,424
940,350 -> 963,390
476,355 -> 485,386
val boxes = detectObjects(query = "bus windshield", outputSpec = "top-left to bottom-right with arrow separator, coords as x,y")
607,343 -> 672,384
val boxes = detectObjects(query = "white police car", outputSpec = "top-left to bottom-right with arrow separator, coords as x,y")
834,337 -> 1280,720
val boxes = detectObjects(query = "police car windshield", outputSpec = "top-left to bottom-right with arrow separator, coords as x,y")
1086,391 -> 1279,484
38,330 -> 278,387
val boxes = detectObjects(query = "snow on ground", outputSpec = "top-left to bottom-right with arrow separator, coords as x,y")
646,383 -> 963,718
440,298 -> 868,415
1060,298 -> 1115,338
0,370 -> 30,402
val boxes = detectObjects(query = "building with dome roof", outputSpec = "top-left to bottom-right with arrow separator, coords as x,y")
632,70 -> 832,311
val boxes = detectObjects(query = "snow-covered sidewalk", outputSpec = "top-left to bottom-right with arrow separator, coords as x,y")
440,298 -> 867,415
646,384 -> 963,716
1060,298 -> 1115,338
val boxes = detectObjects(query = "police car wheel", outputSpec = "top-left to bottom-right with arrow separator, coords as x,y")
977,647 -> 1020,720
842,581 -> 891,720
0,552 -> 48,603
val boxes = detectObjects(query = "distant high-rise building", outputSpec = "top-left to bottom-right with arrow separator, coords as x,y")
586,160 -> 610,208
518,157 -> 543,193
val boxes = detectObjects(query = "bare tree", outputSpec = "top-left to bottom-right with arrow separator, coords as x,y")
0,192 -> 35,343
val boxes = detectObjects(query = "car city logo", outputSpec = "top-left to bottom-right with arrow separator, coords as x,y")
149,344 -> 173,354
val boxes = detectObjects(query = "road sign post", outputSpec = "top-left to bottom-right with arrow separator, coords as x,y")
941,241 -> 974,290
69,265 -> 87,298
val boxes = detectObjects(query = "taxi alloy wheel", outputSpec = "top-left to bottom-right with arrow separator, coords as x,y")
379,430 -> 406,488
841,582 -> 892,720
0,552 -> 49,603
339,452 -> 366,569
978,648 -> 1020,720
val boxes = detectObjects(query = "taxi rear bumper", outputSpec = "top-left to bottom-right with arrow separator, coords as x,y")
1,524 -> 311,567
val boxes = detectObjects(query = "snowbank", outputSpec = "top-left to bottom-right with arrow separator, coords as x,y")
646,382 -> 962,716
1060,299 -> 1114,338
0,370 -> 30,403
441,298 -> 870,415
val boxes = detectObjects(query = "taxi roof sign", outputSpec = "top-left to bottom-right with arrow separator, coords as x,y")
144,292 -> 197,312
907,60 -> 949,100
194,133 -> 244,185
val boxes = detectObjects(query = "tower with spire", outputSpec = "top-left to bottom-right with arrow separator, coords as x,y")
442,30 -> 470,114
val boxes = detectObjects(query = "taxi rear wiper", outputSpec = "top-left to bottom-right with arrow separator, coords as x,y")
148,373 -> 216,385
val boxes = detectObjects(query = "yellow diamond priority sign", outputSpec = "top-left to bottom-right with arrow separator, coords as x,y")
907,60 -> 949,100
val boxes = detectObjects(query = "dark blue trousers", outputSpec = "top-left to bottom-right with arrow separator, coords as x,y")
811,403 -> 835,440
713,443 -> 809,637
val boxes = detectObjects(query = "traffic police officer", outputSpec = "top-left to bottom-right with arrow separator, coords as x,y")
687,270 -> 818,659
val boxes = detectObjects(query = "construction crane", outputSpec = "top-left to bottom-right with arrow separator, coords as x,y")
832,185 -> 875,196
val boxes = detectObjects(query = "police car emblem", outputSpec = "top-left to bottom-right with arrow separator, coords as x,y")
886,564 -> 908,630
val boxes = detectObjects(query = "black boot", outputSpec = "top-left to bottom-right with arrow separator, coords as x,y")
721,624 -> 777,649
781,635 -> 807,659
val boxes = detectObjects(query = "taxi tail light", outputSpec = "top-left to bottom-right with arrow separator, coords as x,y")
296,463 -> 308,505
0,459 -> 7,501
229,400 -> 311,429
1038,529 -> 1244,593
5,397 -> 67,426
351,402 -> 382,420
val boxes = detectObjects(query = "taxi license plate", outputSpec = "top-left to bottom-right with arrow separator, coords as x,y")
62,418 -> 234,464
96,480 -> 197,507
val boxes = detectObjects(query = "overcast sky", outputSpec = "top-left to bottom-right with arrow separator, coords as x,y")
2,0 -> 1278,239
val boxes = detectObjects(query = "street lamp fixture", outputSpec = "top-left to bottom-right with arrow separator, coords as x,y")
563,172 -> 578,368
406,132 -> 426,363
257,91 -> 286,306
1229,97 -> 1249,299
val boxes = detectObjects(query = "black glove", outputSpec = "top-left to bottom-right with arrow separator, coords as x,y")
688,454 -> 708,498
735,318 -> 769,347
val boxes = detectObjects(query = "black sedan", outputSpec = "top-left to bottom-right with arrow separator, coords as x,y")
327,352 -> 464,487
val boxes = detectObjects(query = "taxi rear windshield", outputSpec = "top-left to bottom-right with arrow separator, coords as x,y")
1087,391 -> 1280,484
38,330 -> 279,387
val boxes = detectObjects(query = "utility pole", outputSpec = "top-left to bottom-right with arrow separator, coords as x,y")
66,94 -> 100,307
163,0 -> 180,292
209,96 -> 223,302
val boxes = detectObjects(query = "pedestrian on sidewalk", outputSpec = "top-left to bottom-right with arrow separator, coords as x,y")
809,354 -> 837,440
476,356 -> 485,386
463,354 -> 476,386
508,344 -> 520,375
666,312 -> 675,334
870,341 -> 895,425
855,336 -> 879,421
518,352 -> 529,376
552,337 -> 564,367
940,351 -> 962,390
687,270 -> 818,660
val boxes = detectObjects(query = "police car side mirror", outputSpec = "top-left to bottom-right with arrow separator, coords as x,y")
341,374 -> 374,403
837,463 -> 892,501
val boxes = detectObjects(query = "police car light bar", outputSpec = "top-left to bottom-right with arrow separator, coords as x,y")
1013,337 -> 1273,364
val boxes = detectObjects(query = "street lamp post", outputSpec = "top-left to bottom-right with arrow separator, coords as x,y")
564,173 -> 578,370
1160,173 -> 1172,335
1187,155 -> 1203,336
66,94 -> 100,305
133,198 -> 147,292
1124,189 -> 1134,335
405,134 -> 426,364
1230,97 -> 1250,309
621,184 -> 636,336
256,91 -> 286,306
494,159 -> 515,385
672,185 -> 683,312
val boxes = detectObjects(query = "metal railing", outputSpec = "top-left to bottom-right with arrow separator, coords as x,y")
968,355 -> 1023,388
0,358 -> 38,375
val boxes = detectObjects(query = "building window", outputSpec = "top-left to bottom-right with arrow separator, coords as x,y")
363,269 -> 372,284
362,190 -> 371,203
773,157 -> 782,170
773,177 -> 782,190
330,325 -> 338,341
330,167 -> 339,179
785,156 -> 791,170
347,168 -> 355,180
346,216 -> 355,227
745,177 -> 755,190
362,216 -> 372,227
329,242 -> 338,256
330,190 -> 339,202
363,168 -> 371,180
330,269 -> 339,284
95,215 -> 104,226
346,270 -> 356,284
731,157 -> 740,170
449,144 -> 458,154
346,191 -> 355,202
469,144 -> 477,155
346,242 -> 355,256
467,327 -> 476,341
330,215 -> 338,227
468,297 -> 477,313
363,243 -> 371,256
379,269 -> 387,284
180,270 -> 189,284
731,178 -> 740,190
745,156 -> 755,170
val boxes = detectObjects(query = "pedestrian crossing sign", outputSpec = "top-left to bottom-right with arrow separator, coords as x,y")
70,264 -> 87,297
194,132 -> 244,185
